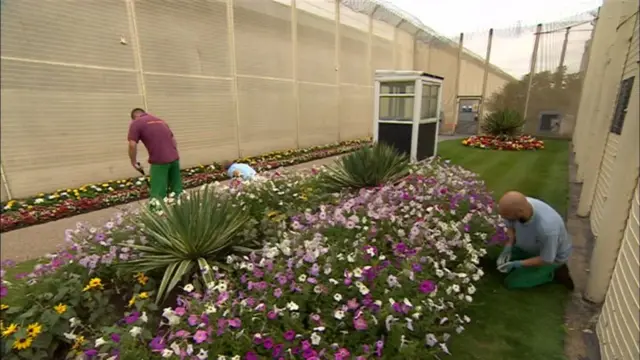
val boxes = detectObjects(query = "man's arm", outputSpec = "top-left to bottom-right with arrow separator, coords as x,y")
128,140 -> 138,167
127,122 -> 140,168
505,226 -> 515,247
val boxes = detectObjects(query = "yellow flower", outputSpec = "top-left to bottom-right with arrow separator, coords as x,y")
0,304 -> 8,310
83,277 -> 104,291
138,292 -> 149,300
2,323 -> 18,337
12,336 -> 32,350
135,272 -> 148,285
102,183 -> 109,187
72,335 -> 85,350
54,303 -> 67,314
26,323 -> 42,338
267,211 -> 279,218
128,296 -> 136,307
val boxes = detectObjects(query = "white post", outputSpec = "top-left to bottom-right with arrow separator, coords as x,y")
373,80 -> 381,142
226,0 -> 243,158
410,78 -> 422,162
434,80 -> 443,156
291,0 -> 300,148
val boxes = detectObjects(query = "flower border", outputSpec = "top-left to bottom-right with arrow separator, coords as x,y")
461,135 -> 544,151
1,139 -> 372,232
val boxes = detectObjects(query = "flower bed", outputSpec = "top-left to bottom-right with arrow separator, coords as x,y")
0,159 -> 507,360
0,139 -> 371,233
461,135 -> 544,151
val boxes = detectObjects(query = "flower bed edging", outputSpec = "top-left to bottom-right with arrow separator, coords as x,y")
461,135 -> 544,151
0,139 -> 371,233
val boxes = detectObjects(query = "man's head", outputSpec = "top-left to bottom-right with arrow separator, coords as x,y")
130,108 -> 146,120
498,191 -> 533,223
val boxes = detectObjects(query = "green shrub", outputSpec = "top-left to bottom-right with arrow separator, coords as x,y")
481,109 -> 525,138
121,187 -> 255,303
320,143 -> 410,192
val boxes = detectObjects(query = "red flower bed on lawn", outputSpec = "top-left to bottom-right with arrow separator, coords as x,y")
461,135 -> 544,151
0,140 -> 370,233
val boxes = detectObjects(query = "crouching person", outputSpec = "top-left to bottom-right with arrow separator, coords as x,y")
496,191 -> 574,291
223,161 -> 257,181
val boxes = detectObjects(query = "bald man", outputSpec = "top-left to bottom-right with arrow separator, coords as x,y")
497,191 -> 574,290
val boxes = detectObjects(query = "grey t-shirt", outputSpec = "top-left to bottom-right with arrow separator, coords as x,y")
507,197 -> 572,264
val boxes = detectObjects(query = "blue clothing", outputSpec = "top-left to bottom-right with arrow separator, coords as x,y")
507,197 -> 572,264
227,163 -> 256,180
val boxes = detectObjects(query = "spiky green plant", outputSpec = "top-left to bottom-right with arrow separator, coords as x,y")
481,109 -> 526,138
320,143 -> 410,193
121,187 -> 255,303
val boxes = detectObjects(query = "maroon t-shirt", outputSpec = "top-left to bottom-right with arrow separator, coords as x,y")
127,114 -> 179,164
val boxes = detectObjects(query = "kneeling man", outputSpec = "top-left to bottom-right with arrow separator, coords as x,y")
497,191 -> 574,290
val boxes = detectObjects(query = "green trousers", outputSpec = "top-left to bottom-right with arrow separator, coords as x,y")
149,160 -> 183,200
504,247 -> 561,290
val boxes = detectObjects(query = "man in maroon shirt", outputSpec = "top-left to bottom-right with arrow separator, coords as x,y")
127,108 -> 183,200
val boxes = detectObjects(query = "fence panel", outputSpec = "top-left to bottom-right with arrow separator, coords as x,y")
0,0 -> 143,199
134,0 -> 238,166
234,0 -> 296,156
296,2 -> 340,147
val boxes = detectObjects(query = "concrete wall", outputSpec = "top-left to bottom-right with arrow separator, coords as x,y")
572,1 -> 639,359
0,0 -> 514,200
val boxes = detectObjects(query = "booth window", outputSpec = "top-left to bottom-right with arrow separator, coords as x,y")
379,81 -> 415,121
420,84 -> 439,119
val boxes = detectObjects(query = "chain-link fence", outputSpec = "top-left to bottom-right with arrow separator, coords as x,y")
464,10 -> 597,137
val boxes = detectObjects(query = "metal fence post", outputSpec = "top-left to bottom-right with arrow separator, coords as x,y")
452,33 -> 464,134
523,24 -> 543,126
477,28 -> 494,134
125,0 -> 148,110
226,0 -> 243,158
291,0 -> 300,148
335,0 -> 341,141
367,7 -> 374,136
0,162 -> 13,200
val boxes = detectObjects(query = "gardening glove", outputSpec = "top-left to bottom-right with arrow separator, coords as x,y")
497,260 -> 522,273
496,245 -> 512,267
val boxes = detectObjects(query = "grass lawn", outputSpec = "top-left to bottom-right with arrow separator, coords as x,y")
438,139 -> 570,360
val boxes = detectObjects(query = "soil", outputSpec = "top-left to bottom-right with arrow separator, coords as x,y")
563,149 -> 602,360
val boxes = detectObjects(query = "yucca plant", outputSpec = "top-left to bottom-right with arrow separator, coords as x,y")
121,187 -> 254,303
320,143 -> 410,192
481,109 -> 525,138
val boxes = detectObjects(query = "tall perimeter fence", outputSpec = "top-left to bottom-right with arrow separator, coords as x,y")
450,10 -> 597,136
0,0 -> 594,200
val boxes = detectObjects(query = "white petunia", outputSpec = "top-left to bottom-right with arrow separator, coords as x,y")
334,310 -> 345,320
286,302 -> 299,311
161,349 -> 174,358
298,274 -> 307,282
129,326 -> 142,337
95,337 -> 106,347
310,332 -> 322,345
140,312 -> 148,323
196,349 -> 208,360
333,293 -> 343,302
183,284 -> 194,293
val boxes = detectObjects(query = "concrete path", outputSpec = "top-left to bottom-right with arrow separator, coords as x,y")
0,136 -> 464,262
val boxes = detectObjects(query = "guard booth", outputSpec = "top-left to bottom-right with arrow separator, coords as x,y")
373,70 -> 443,162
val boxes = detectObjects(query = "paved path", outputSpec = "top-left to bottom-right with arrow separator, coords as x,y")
0,136 -> 464,261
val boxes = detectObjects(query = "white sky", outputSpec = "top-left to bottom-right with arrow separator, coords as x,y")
389,0 -> 603,77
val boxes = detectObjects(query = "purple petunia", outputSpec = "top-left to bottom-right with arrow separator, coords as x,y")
284,330 -> 296,341
419,280 -> 436,294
